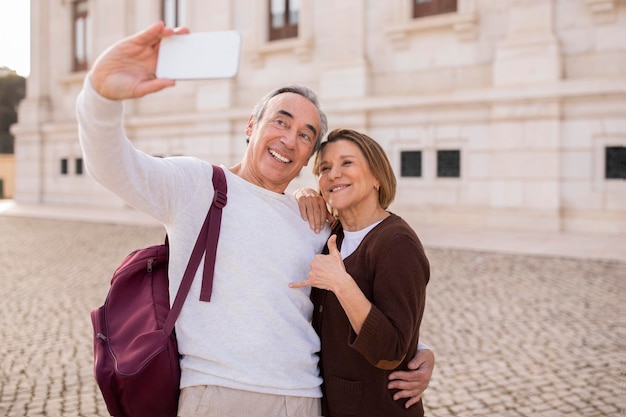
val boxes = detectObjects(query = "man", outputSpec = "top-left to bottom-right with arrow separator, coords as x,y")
77,21 -> 433,416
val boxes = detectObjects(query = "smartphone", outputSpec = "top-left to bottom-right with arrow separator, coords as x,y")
156,31 -> 241,80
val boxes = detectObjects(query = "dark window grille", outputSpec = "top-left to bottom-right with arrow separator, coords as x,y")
72,0 -> 89,72
75,158 -> 84,175
61,158 -> 69,175
401,151 -> 422,177
605,146 -> 626,179
269,0 -> 299,41
413,0 -> 457,18
437,150 -> 460,178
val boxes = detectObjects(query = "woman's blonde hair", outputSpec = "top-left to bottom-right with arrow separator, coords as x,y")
313,128 -> 397,209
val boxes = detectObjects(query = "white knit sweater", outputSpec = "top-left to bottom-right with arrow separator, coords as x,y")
77,79 -> 329,397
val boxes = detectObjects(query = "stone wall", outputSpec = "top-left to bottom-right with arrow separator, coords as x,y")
13,0 -> 626,233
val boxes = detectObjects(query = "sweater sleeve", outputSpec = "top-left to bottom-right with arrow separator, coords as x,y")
76,76 -> 212,223
349,232 -> 429,370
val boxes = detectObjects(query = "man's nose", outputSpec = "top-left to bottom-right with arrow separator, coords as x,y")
280,130 -> 298,148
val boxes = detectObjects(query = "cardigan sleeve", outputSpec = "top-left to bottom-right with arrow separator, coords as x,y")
348,231 -> 429,369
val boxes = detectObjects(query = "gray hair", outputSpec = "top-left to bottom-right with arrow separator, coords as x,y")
250,85 -> 328,154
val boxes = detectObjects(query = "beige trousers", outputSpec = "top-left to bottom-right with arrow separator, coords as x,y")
177,385 -> 322,417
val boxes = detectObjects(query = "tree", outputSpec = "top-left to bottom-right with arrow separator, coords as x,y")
0,67 -> 27,154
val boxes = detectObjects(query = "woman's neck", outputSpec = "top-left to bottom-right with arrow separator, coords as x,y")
337,206 -> 389,232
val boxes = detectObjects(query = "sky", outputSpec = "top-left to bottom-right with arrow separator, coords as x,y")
0,0 -> 30,76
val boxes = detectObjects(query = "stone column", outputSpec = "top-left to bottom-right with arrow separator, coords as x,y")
488,0 -> 563,231
493,0 -> 562,86
13,0 -> 51,204
318,0 -> 370,100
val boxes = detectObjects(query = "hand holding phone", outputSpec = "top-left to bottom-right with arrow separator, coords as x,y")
156,31 -> 241,80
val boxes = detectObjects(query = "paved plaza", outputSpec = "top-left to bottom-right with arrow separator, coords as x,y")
0,215 -> 624,416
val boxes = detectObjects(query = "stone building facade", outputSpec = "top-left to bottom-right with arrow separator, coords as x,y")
13,0 -> 626,234
0,154 -> 15,199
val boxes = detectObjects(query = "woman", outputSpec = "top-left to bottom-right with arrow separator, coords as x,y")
291,128 -> 430,416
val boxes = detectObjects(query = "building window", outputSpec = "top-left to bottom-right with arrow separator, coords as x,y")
75,158 -> 84,175
413,0 -> 457,19
269,0 -> 299,41
162,0 -> 186,28
60,158 -> 69,175
437,150 -> 460,178
605,146 -> 626,179
401,151 -> 422,177
72,0 -> 89,72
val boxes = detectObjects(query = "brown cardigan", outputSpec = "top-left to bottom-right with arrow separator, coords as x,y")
311,214 -> 430,417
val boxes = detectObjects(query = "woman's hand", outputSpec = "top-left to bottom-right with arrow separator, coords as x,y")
291,235 -> 349,292
290,235 -> 372,334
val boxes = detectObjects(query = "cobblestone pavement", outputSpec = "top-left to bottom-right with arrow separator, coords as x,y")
0,216 -> 624,417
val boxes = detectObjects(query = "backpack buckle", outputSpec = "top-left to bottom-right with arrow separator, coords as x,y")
213,190 -> 227,208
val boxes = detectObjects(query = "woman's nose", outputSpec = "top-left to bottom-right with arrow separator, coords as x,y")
328,165 -> 341,179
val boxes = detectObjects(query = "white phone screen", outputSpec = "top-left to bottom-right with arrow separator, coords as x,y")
156,31 -> 241,80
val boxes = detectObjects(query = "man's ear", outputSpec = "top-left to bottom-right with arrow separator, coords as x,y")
245,114 -> 255,137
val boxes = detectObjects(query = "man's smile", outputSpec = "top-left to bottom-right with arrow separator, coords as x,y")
269,148 -> 291,164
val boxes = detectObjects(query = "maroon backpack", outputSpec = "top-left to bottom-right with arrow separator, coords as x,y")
90,165 -> 227,417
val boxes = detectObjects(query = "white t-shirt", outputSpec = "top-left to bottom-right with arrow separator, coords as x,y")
340,221 -> 383,260
77,78 -> 330,397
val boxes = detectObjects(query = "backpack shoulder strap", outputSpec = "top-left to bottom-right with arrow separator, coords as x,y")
163,165 -> 228,334
200,166 -> 227,301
